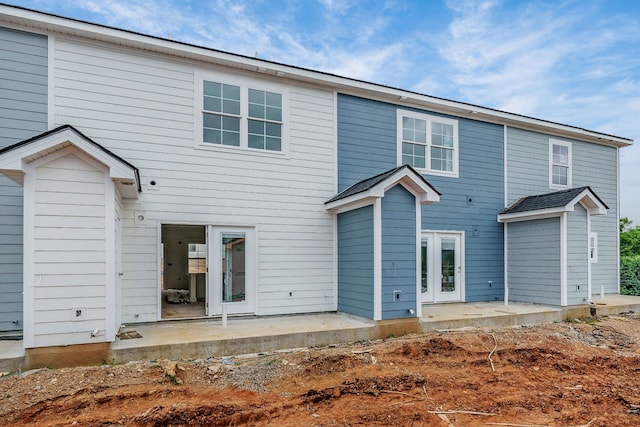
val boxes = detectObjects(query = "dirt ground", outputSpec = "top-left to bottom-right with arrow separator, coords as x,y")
3,314 -> 640,426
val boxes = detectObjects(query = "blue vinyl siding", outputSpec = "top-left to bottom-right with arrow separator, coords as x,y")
507,218 -> 561,305
507,127 -> 618,295
338,94 -> 505,303
337,205 -> 374,318
567,205 -> 588,304
381,185 -> 416,319
0,27 -> 48,332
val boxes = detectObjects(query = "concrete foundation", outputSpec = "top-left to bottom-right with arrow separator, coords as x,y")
3,295 -> 640,372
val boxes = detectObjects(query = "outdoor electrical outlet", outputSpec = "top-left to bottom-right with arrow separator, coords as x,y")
72,307 -> 83,320
488,281 -> 493,288
394,290 -> 401,301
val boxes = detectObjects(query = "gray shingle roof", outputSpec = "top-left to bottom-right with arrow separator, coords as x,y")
325,164 -> 441,204
500,186 -> 608,215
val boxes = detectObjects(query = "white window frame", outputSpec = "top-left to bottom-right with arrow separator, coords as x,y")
549,139 -> 572,189
589,232 -> 598,263
194,71 -> 288,155
397,110 -> 459,178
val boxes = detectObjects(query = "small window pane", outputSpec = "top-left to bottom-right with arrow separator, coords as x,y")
222,115 -> 240,132
266,122 -> 281,137
204,97 -> 222,112
222,130 -> 240,146
266,137 -> 281,151
204,128 -> 221,144
223,99 -> 240,115
248,133 -> 264,149
248,88 -> 264,104
266,91 -> 281,108
403,127 -> 414,142
266,106 -> 282,122
204,81 -> 222,97
248,103 -> 264,119
248,119 -> 263,135
203,113 -> 221,129
223,84 -> 240,101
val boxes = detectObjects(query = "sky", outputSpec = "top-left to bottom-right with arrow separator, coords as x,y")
6,0 -> 640,222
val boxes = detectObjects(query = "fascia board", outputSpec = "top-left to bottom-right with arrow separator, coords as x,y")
498,207 -> 565,223
325,196 -> 376,214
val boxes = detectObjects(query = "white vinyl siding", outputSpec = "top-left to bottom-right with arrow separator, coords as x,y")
32,153 -> 107,347
52,38 -> 336,322
507,127 -> 618,295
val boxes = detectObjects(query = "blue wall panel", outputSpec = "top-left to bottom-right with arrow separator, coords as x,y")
337,205 -> 374,318
337,94 -> 505,303
381,185 -> 416,319
0,26 -> 48,332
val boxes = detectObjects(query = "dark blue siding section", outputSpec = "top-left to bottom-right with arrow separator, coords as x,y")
381,185 -> 416,319
0,26 -> 48,332
337,94 -> 505,302
337,205 -> 374,318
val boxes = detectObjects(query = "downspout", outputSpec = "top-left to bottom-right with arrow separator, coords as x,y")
586,213 -> 592,303
504,222 -> 509,306
503,125 -> 509,306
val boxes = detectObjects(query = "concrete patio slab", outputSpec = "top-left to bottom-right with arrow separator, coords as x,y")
3,295 -> 640,372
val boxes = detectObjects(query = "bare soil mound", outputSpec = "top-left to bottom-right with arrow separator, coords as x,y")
3,314 -> 640,426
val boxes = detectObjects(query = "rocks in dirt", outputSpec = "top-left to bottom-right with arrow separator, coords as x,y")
157,359 -> 185,384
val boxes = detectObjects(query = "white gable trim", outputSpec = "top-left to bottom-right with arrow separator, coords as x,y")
497,189 -> 607,223
325,168 -> 440,213
0,127 -> 139,199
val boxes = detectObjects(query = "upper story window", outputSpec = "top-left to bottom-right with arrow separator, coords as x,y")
197,73 -> 286,153
549,139 -> 572,188
397,110 -> 458,177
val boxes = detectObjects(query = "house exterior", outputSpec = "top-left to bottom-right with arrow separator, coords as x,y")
0,4 -> 632,350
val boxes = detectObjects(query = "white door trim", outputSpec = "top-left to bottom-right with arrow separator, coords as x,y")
208,226 -> 256,316
420,230 -> 465,304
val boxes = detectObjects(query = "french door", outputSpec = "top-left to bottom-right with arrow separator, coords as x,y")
207,226 -> 256,316
420,231 -> 464,303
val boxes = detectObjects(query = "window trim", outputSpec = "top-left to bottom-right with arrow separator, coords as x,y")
549,139 -> 572,189
194,71 -> 289,156
397,109 -> 459,178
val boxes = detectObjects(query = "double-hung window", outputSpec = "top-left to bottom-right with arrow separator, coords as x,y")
549,139 -> 571,188
398,110 -> 458,177
199,75 -> 285,153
